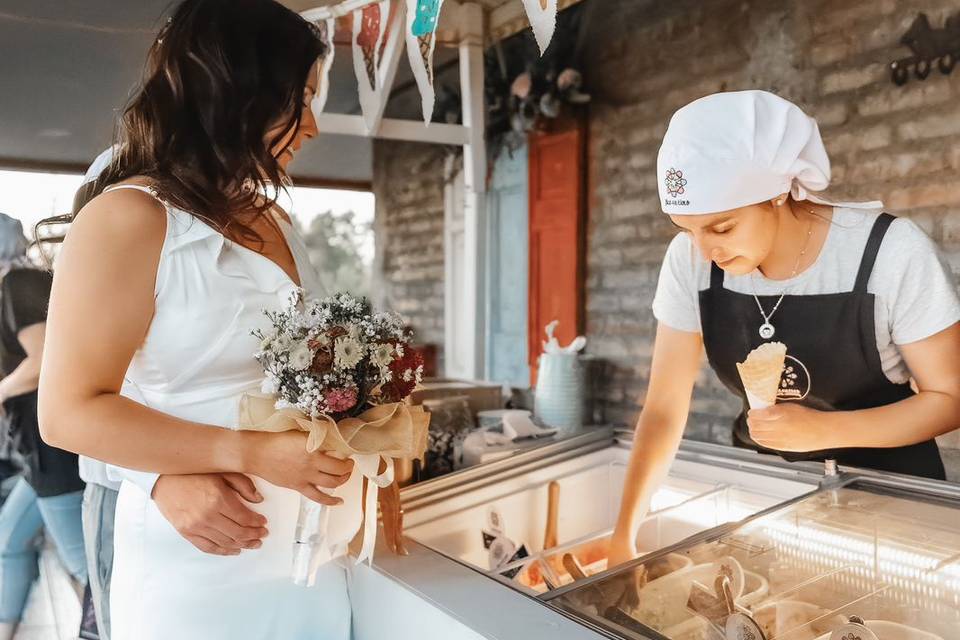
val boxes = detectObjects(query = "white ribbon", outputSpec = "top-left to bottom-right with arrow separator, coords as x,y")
353,454 -> 395,565
299,453 -> 395,571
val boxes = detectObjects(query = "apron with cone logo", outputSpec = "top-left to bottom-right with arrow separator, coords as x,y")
699,213 -> 945,479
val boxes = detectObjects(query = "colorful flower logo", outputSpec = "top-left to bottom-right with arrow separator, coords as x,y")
664,168 -> 688,198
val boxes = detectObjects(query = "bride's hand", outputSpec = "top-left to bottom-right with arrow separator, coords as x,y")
244,430 -> 354,505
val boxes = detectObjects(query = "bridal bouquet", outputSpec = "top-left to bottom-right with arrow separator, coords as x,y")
241,292 -> 429,585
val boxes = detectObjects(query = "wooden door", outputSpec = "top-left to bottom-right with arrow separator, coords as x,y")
485,143 -> 529,387
527,118 -> 586,382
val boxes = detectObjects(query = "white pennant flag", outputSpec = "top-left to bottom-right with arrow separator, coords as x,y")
521,0 -> 558,56
405,0 -> 446,125
352,1 -> 391,133
311,17 -> 336,113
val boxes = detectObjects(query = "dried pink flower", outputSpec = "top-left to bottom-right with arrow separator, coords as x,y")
325,387 -> 358,413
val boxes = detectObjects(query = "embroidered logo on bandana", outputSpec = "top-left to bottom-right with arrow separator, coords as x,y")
664,168 -> 688,197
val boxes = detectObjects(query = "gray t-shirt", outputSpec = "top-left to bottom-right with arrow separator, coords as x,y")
652,208 -> 960,384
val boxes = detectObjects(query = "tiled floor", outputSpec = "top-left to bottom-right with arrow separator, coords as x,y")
13,544 -> 82,640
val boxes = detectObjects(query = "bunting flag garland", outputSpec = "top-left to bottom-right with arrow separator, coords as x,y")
311,17 -> 336,113
311,0 -> 563,131
521,0 -> 558,56
351,1 -> 391,131
405,0 -> 445,125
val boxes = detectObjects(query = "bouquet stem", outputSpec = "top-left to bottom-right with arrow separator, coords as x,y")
292,496 -> 330,586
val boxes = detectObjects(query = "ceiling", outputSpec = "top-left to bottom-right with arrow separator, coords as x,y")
0,0 -> 403,185
0,0 -> 550,184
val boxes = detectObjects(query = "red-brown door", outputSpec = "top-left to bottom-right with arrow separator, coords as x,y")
527,117 -> 586,383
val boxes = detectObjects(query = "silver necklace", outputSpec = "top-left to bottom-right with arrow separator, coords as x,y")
752,217 -> 814,340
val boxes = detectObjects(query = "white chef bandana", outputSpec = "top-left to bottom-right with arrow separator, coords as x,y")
656,90 -> 883,215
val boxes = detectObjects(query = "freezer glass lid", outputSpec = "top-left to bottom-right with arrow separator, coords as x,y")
549,480 -> 960,640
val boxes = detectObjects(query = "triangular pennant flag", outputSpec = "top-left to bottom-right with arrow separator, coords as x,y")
352,1 -> 390,132
311,17 -> 336,113
521,0 -> 558,56
405,0 -> 446,125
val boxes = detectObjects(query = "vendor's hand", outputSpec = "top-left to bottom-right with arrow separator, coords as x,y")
607,529 -> 639,571
245,430 -> 354,505
152,473 -> 269,556
747,404 -> 831,452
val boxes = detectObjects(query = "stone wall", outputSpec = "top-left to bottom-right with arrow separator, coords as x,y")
372,0 -> 960,477
371,140 -> 448,357
581,0 -> 960,476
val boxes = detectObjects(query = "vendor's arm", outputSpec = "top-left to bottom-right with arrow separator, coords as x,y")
749,323 -> 960,451
609,323 -> 703,566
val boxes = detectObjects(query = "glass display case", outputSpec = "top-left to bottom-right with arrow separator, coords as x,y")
547,478 -> 960,640
403,433 -> 815,597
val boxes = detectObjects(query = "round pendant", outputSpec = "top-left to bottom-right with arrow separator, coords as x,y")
759,323 -> 776,340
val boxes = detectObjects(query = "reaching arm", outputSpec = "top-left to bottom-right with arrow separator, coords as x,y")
608,323 -> 703,566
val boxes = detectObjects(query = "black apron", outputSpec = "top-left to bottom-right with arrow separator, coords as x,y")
699,213 -> 946,480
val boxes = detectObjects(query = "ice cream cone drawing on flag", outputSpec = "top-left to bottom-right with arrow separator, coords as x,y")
736,342 -> 788,410
405,0 -> 445,124
351,1 -> 390,132
521,0 -> 558,56
354,4 -> 385,91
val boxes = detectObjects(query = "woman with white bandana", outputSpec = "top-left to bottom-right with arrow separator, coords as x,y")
609,90 -> 960,568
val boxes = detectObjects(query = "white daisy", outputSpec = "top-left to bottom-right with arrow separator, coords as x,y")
289,342 -> 313,371
370,344 -> 394,368
334,336 -> 364,369
273,333 -> 293,352
259,327 -> 277,351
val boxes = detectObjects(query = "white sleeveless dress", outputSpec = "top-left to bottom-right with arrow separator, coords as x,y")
104,185 -> 351,640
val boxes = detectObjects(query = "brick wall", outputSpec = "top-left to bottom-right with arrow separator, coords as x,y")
372,0 -> 960,477
371,140 -> 448,357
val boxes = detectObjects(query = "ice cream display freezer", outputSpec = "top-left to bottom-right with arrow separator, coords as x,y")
549,473 -> 960,640
350,428 -> 960,640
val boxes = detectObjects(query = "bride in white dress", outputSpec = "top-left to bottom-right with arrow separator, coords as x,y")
37,1 -> 355,638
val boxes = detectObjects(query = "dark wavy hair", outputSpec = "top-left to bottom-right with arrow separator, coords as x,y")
49,0 -> 325,244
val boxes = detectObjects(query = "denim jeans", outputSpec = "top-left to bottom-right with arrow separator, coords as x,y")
0,478 -> 87,622
82,483 -> 118,640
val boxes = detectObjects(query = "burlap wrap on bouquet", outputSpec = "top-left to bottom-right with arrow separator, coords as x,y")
239,394 -> 429,568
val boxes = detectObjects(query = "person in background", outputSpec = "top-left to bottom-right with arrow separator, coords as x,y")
0,213 -> 87,640
72,148 -> 119,640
